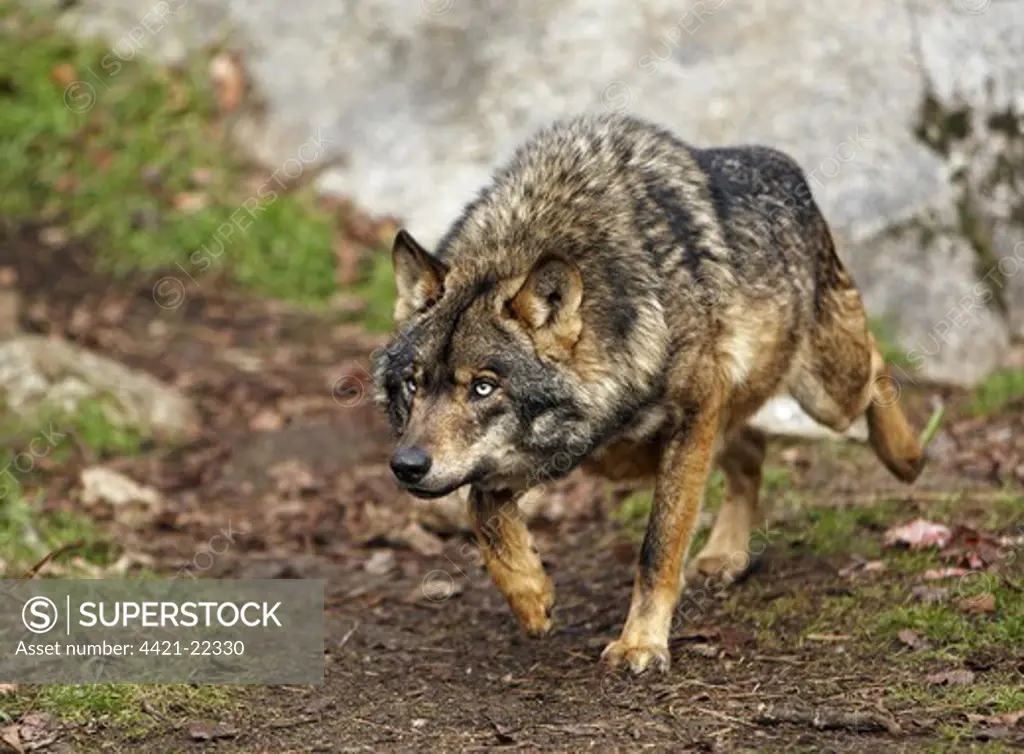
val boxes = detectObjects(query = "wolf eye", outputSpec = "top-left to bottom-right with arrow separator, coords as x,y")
404,377 -> 417,394
470,379 -> 497,400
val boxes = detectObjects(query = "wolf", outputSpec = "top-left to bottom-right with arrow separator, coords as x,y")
372,113 -> 925,675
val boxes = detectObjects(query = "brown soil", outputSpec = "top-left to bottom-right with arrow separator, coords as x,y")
1,224 -> 1021,753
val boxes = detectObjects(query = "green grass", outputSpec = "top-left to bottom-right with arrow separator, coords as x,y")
968,368 -> 1024,416
0,394 -> 236,725
874,585 -> 1024,660
356,253 -> 403,332
921,743 -> 1024,754
0,4 -> 397,322
889,680 -> 1024,718
0,396 -> 153,576
0,683 -> 235,730
791,501 -> 899,557
611,488 -> 653,533
761,463 -> 794,499
0,491 -> 112,576
58,397 -> 150,459
718,488 -> 1023,661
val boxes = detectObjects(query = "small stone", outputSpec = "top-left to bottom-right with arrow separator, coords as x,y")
958,592 -> 996,614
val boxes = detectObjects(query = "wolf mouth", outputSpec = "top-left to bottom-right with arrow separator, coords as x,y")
400,466 -> 494,499
402,481 -> 469,500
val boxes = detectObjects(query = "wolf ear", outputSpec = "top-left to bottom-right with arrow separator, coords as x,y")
392,230 -> 448,324
507,256 -> 583,359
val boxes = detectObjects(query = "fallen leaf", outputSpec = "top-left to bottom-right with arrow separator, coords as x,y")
958,592 -> 996,614
189,722 -> 238,741
884,519 -> 952,550
717,626 -> 754,649
685,643 -> 720,658
16,713 -> 54,747
926,669 -> 975,686
98,298 -> 128,326
49,63 -> 77,86
398,522 -> 444,557
922,567 -> 970,581
0,725 -> 22,754
489,718 -> 517,744
172,192 -> 209,213
839,557 -> 887,578
249,408 -> 284,432
364,549 -> 396,576
81,467 -> 163,508
347,498 -> 407,546
939,525 -> 1006,571
69,305 -> 93,335
897,629 -> 929,650
209,52 -> 245,112
267,459 -> 321,496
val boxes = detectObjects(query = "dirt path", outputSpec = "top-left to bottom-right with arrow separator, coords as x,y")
2,224 -> 1022,753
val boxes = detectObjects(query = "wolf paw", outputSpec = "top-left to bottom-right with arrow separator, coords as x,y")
601,638 -> 670,675
509,582 -> 555,637
686,548 -> 752,586
519,606 -> 552,638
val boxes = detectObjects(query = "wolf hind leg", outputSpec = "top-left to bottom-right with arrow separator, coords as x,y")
468,486 -> 554,637
686,426 -> 767,585
788,286 -> 925,483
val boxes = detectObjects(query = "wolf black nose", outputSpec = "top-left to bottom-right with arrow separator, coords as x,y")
390,446 -> 432,484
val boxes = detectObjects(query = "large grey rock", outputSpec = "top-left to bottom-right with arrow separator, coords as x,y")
30,0 -> 1024,390
0,335 -> 201,442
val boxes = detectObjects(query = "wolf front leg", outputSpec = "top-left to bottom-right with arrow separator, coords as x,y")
469,486 -> 555,637
602,389 -> 723,674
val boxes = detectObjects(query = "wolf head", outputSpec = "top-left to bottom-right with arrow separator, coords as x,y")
372,230 -> 596,499
372,116 -> 682,499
